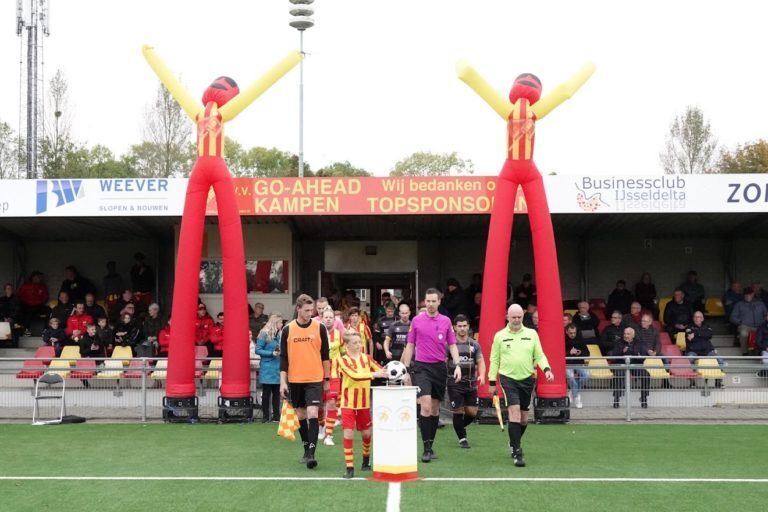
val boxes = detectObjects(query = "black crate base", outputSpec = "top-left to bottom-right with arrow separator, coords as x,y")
533,396 -> 570,424
218,396 -> 254,423
163,396 -> 199,423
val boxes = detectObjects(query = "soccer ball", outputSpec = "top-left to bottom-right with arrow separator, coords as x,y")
385,361 -> 407,382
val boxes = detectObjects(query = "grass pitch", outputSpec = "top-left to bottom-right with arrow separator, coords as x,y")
1,423 -> 766,511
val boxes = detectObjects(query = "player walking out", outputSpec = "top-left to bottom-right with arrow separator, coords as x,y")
448,314 -> 486,449
402,289 -> 462,463
383,303 -> 412,363
321,306 -> 344,446
489,304 -> 554,467
338,330 -> 388,479
280,294 -> 330,469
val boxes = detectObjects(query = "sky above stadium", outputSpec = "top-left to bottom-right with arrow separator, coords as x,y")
1,0 -> 766,177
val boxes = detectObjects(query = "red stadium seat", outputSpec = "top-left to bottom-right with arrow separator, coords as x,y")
659,332 -> 673,346
660,345 -> 698,379
592,308 -> 607,321
70,359 -> 97,379
652,320 -> 662,331
589,298 -> 606,310
598,320 -> 612,333
16,346 -> 56,380
124,359 -> 152,379
748,331 -> 758,352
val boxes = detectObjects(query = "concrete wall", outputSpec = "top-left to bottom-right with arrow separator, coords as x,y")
731,237 -> 768,289
0,240 -> 15,287
324,241 -> 418,273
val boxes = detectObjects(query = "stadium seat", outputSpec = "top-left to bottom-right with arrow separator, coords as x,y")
16,359 -> 46,380
47,299 -> 58,309
658,298 -> 672,325
0,321 -> 11,341
70,359 -> 97,379
589,298 -> 606,310
151,359 -> 168,380
598,319 -> 611,334
124,359 -> 152,379
204,358 -> 222,380
675,332 -> 687,351
111,345 -> 133,365
592,308 -> 606,321
564,309 -> 577,318
96,359 -> 124,379
651,320 -> 662,331
659,332 -> 672,346
643,357 -> 670,380
47,359 -> 72,378
704,297 -> 725,317
59,345 -> 81,360
586,344 -> 603,357
696,358 -> 726,380
660,344 -> 698,382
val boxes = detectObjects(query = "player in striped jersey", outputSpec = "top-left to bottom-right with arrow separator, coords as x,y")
346,307 -> 373,355
321,307 -> 344,446
338,330 -> 387,479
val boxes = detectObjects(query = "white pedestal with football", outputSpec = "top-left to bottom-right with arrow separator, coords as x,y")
371,386 -> 419,482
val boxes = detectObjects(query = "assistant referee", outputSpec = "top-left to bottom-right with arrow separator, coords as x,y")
488,304 -> 554,468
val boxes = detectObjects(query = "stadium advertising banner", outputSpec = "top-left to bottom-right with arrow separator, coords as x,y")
1,175 -> 768,217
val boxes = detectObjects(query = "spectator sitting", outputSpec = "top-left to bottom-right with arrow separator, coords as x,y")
207,312 -> 225,357
102,261 -> 125,307
158,318 -> 172,357
50,291 -> 74,326
443,277 -> 468,320
95,317 -> 114,356
634,272 -> 658,319
565,324 -> 590,409
663,288 -> 693,339
600,310 -> 624,356
195,304 -> 215,347
606,280 -> 634,315
42,317 -> 67,357
114,313 -> 142,352
685,311 -> 724,373
634,312 -> 661,359
249,302 -> 269,337
622,302 -> 643,331
680,270 -> 705,315
572,301 -> 600,342
110,289 -> 142,325
723,281 -> 744,321
17,271 -> 50,334
563,312 -> 573,327
730,287 -> 768,356
0,283 -> 22,347
140,303 -> 164,357
79,323 -> 105,358
130,252 -> 155,305
530,310 -> 539,331
513,273 -> 537,311
84,293 -> 106,321
523,302 -> 537,329
755,312 -> 768,372
59,265 -> 96,304
66,301 -> 94,346
609,327 -> 651,408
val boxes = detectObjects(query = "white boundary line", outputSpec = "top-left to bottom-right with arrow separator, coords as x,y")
0,476 -> 767,483
386,483 -> 401,512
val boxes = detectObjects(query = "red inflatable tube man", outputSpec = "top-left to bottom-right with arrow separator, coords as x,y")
457,61 -> 595,400
143,46 -> 302,404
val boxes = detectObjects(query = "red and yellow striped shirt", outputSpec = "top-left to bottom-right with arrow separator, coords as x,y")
196,102 -> 224,158
507,98 -> 536,161
338,353 -> 381,410
328,328 -> 345,379
347,321 -> 372,354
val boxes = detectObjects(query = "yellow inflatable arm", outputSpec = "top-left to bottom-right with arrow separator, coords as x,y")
142,45 -> 200,121
456,59 -> 514,121
530,62 -> 595,120
219,50 -> 303,122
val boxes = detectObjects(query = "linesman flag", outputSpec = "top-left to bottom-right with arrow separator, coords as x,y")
492,395 -> 504,431
277,400 -> 299,441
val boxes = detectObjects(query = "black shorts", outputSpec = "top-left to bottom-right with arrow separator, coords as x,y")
412,361 -> 447,401
289,382 -> 323,409
499,374 -> 535,411
448,382 -> 478,410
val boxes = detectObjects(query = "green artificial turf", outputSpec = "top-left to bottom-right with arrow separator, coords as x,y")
0,423 -> 766,511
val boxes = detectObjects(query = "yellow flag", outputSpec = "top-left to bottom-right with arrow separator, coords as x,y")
277,400 -> 299,441
493,395 -> 505,431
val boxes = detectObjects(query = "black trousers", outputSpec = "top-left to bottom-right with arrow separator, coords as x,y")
261,384 -> 280,420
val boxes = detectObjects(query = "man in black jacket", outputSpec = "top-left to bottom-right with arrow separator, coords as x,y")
565,324 -> 590,409
609,326 -> 651,408
664,289 -> 693,340
600,310 -> 624,356
607,280 -> 634,315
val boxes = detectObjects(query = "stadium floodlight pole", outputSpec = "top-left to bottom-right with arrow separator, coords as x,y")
288,0 -> 314,178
